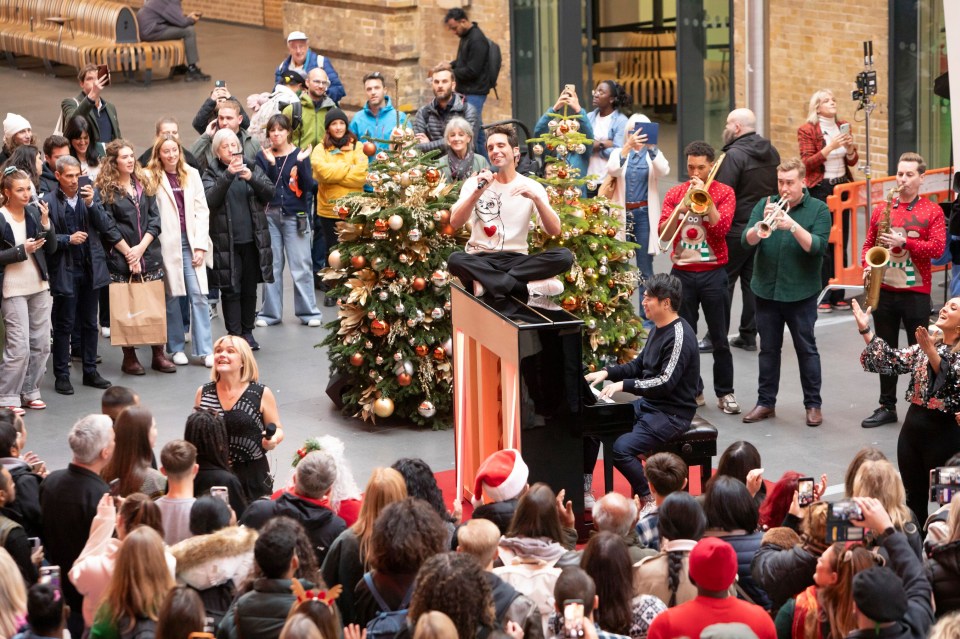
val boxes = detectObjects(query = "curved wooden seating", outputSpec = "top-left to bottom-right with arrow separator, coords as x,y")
0,0 -> 185,85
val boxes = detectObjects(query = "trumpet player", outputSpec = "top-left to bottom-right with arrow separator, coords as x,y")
742,158 -> 831,427
859,152 -> 945,429
658,141 -> 739,414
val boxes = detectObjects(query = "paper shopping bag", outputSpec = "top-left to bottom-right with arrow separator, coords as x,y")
109,278 -> 167,346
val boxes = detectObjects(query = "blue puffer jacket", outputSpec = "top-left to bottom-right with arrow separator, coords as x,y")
349,96 -> 409,154
713,530 -> 772,610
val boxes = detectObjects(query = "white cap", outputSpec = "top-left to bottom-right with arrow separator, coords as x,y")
287,31 -> 308,42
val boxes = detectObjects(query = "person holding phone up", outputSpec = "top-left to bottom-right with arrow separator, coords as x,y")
0,168 -> 56,416
533,85 -> 594,178
797,89 -> 859,312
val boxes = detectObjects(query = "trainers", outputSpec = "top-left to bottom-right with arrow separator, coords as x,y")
817,303 -> 833,313
861,406 -> 897,428
255,318 -> 269,328
695,393 -> 706,407
100,326 -> 111,338
527,278 -> 564,297
718,393 -> 741,414
209,303 -> 219,319
584,491 -> 596,510
306,318 -> 323,327
473,281 -> 485,297
638,494 -> 657,518
203,354 -> 215,368
55,377 -> 75,395
833,300 -> 852,311
527,296 -> 562,312
171,352 -> 189,366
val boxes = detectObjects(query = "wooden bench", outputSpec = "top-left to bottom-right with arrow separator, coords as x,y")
593,31 -> 729,111
0,0 -> 185,85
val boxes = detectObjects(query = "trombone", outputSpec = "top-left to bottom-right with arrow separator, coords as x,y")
658,153 -> 726,253
756,197 -> 790,239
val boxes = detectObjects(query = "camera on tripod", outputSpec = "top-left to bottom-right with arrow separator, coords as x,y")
851,40 -> 877,103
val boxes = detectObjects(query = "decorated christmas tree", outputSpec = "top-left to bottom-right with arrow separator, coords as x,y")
527,108 -> 645,370
320,127 -> 461,428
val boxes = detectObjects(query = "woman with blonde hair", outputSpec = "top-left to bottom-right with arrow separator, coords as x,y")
321,467 -> 407,624
852,458 -> 922,556
96,139 -> 176,375
146,133 -> 214,368
413,611 -> 459,639
0,547 -> 27,638
798,89 -> 859,311
195,334 -> 285,501
89,526 -> 176,639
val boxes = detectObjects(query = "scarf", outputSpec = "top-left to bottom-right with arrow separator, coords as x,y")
329,135 -> 351,150
446,150 -> 475,181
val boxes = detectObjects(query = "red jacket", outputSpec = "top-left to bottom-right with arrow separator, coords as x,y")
797,119 -> 858,188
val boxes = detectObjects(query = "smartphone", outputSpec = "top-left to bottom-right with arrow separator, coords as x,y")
797,477 -> 815,507
930,467 -> 960,504
78,175 -> 92,189
826,500 -> 865,542
96,64 -> 111,86
839,123 -> 851,136
215,80 -> 226,88
28,537 -> 41,551
211,486 -> 229,505
563,83 -> 576,95
563,600 -> 584,638
231,151 -> 243,157
39,565 -> 61,591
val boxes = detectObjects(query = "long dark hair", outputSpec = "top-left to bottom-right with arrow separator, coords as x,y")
408,552 -> 495,639
63,116 -> 100,168
392,458 -> 454,523
506,482 -> 564,544
658,492 -> 706,608
0,145 -> 41,188
581,532 -> 632,634
184,410 -> 232,470
714,440 -> 762,487
704,475 -> 759,532
101,407 -> 155,496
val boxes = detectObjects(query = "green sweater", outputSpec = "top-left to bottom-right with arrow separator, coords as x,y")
741,190 -> 831,302
284,93 -> 336,150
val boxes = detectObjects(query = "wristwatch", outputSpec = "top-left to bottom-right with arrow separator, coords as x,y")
789,223 -> 798,234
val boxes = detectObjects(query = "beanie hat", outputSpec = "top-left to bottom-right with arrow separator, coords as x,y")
688,537 -> 738,591
852,566 -> 908,623
325,108 -> 348,130
473,449 -> 528,506
3,113 -> 31,144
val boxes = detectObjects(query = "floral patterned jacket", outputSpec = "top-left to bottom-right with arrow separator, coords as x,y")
861,336 -> 960,413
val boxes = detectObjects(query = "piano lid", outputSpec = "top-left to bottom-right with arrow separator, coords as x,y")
450,282 -> 583,330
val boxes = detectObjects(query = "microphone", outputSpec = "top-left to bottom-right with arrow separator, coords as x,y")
263,423 -> 277,440
477,177 -> 488,190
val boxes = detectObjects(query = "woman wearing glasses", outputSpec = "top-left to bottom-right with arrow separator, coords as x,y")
0,167 -> 55,415
194,334 -> 284,501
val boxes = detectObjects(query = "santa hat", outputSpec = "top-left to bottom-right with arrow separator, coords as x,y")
3,113 -> 30,144
473,449 -> 528,506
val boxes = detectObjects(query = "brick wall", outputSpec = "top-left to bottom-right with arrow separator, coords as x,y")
734,0 -> 889,177
283,0 -> 512,123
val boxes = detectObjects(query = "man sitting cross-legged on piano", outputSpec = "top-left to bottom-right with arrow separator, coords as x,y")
448,123 -> 573,306
584,273 -> 700,516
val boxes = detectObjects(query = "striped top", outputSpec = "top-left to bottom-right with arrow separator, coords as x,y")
198,381 -> 267,464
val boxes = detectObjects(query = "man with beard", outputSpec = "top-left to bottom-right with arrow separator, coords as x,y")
414,62 -> 479,156
350,71 -> 408,156
284,67 -> 336,151
39,135 -> 70,196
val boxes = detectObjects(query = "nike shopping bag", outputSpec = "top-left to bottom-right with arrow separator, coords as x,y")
109,277 -> 167,346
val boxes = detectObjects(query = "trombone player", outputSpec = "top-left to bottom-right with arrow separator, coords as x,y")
859,152 -> 945,429
659,141 -> 739,414
742,158 -> 831,426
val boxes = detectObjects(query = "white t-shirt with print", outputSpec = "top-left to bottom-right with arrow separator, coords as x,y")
459,173 -> 549,255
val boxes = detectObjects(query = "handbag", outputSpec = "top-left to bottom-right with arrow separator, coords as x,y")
109,275 -> 167,346
598,174 -> 617,200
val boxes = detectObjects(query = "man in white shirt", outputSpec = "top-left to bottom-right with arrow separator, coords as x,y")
448,124 -> 572,305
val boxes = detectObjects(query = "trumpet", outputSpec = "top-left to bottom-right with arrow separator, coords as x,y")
657,153 -> 726,253
756,197 -> 790,239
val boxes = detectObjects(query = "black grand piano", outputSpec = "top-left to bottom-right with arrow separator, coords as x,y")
450,283 -> 635,518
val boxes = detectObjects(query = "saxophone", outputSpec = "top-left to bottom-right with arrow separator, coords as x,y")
863,185 -> 902,310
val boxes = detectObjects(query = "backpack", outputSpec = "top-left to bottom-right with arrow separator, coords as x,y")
493,557 -> 561,637
363,572 -> 413,639
248,92 -> 303,146
486,38 -> 502,99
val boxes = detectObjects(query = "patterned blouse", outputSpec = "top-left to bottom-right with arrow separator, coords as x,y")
860,336 -> 960,413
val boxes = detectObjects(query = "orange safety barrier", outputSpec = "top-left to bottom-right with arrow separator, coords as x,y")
823,167 -> 956,295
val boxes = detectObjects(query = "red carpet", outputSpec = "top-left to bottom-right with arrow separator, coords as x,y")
436,460 -> 707,519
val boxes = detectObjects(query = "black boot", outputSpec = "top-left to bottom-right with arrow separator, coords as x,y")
185,65 -> 211,82
171,64 -> 189,76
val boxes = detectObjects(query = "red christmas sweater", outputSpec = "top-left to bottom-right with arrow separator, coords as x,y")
860,196 -> 945,295
659,180 -> 736,270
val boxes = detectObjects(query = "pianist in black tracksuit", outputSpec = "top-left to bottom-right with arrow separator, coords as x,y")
585,273 -> 700,500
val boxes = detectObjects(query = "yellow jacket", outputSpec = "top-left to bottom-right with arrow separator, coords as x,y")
311,141 -> 368,219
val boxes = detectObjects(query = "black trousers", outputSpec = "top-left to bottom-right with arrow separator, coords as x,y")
874,289 -> 930,409
724,235 -> 757,340
673,268 -> 734,396
221,242 -> 261,336
898,403 -> 960,522
448,248 -> 573,301
53,270 -> 100,378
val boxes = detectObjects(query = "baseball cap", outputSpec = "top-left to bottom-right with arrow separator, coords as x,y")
287,31 -> 308,42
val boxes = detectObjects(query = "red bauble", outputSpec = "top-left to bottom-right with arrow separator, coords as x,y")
374,218 -> 388,232
561,296 -> 578,311
336,205 -> 350,219
412,277 -> 427,291
383,267 -> 396,279
558,123 -> 569,134
594,301 -> 605,312
557,167 -> 568,179
415,344 -> 429,357
350,255 -> 366,269
432,346 -> 446,361
589,204 -> 600,214
349,352 -> 364,366
440,224 -> 455,236
397,372 -> 412,386
425,168 -> 441,184
370,319 -> 389,336
437,209 -> 451,225
362,141 -> 377,157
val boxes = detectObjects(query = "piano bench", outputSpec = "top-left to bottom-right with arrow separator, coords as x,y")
651,416 -> 718,493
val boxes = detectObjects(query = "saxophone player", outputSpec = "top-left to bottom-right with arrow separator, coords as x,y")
741,158 -> 831,426
859,152 -> 946,429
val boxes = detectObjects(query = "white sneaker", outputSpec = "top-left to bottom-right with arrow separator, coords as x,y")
718,393 -> 741,414
306,318 -> 322,327
473,281 -> 485,297
209,303 -> 219,320
584,491 -> 596,510
255,318 -> 268,328
184,331 -> 191,343
203,354 -> 214,368
638,494 -> 657,518
171,352 -> 189,366
101,326 -> 111,338
527,296 -> 562,312
527,278 -> 564,297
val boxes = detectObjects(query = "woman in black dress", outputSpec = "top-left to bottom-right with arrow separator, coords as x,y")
193,334 -> 284,501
